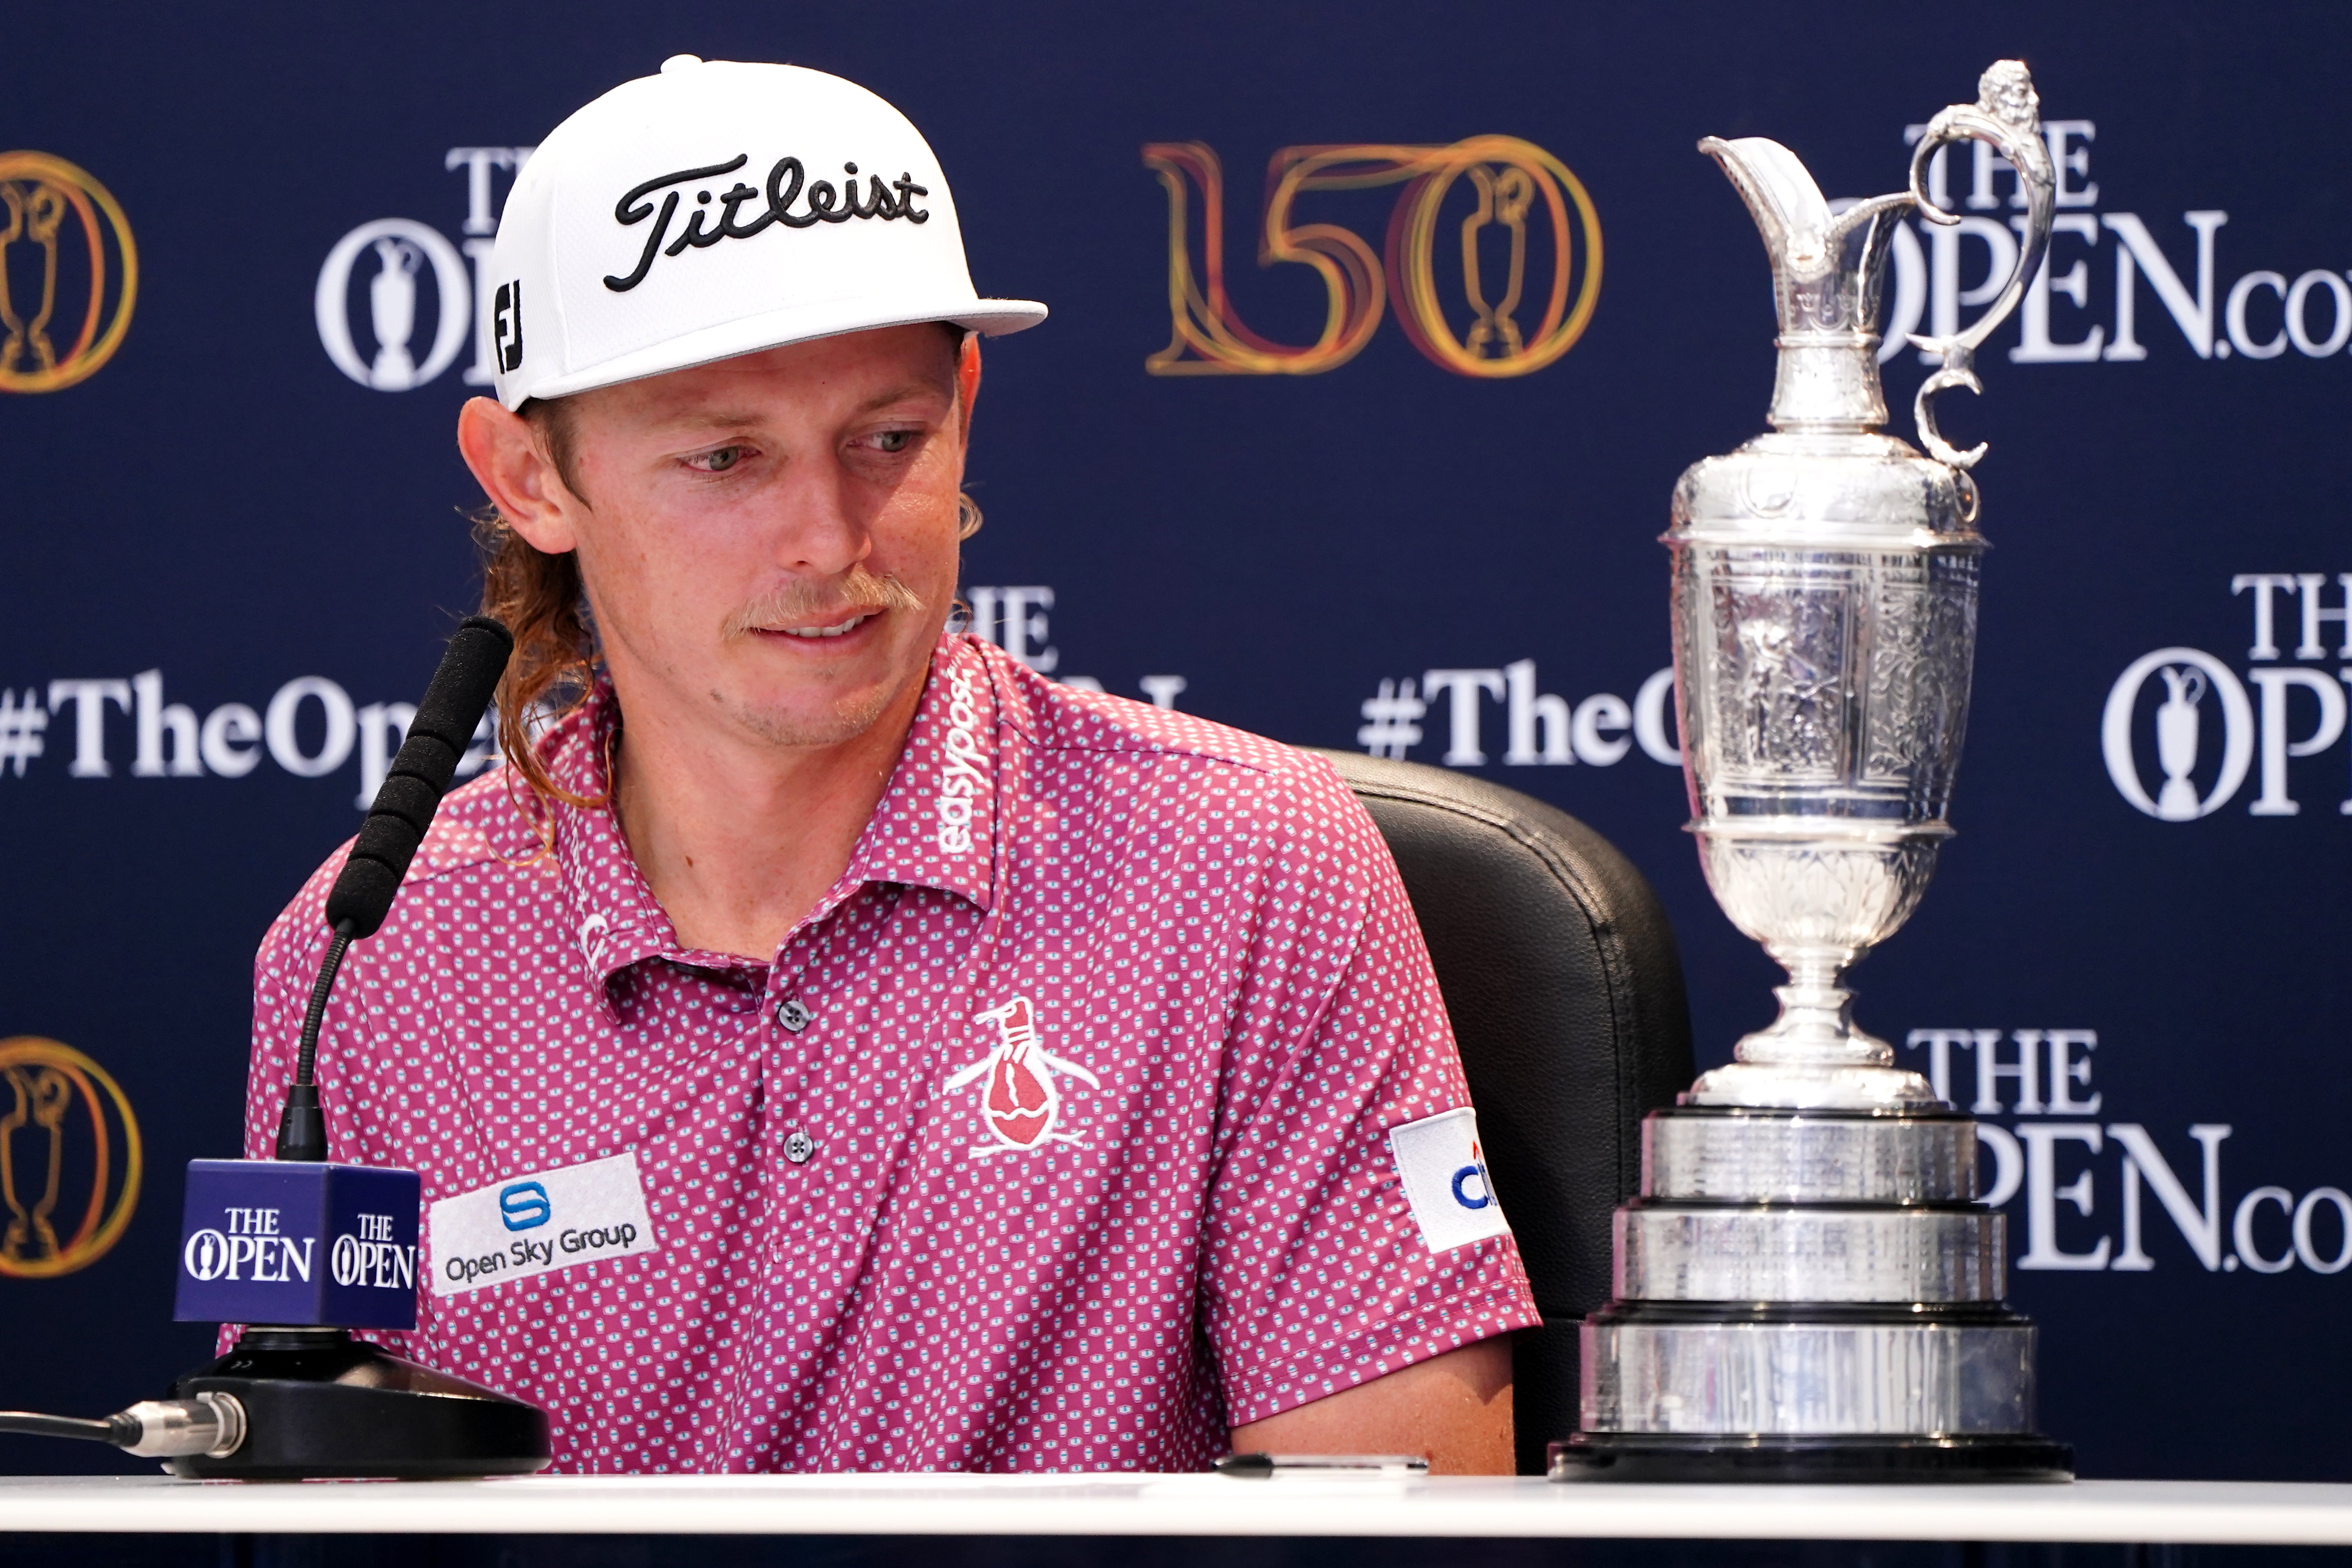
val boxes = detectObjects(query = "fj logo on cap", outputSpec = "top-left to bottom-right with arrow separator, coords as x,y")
604,153 -> 932,293
491,280 -> 523,373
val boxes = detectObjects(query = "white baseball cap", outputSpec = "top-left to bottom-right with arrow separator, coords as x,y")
486,55 -> 1046,409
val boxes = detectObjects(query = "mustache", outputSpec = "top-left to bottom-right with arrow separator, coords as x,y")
722,567 -> 926,639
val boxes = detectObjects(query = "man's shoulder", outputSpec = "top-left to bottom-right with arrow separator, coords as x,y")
979,642 -> 1368,832
415,765 -> 547,874
256,766 -> 547,972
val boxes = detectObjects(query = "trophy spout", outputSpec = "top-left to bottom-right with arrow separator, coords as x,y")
1698,137 -> 1913,433
1697,137 -> 1834,288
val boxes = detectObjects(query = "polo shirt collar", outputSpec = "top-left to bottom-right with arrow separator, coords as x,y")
839,635 -> 1001,914
534,692 -> 680,988
530,636 -> 1003,992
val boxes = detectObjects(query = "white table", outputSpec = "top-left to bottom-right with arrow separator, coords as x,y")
3,1474 -> 2351,1545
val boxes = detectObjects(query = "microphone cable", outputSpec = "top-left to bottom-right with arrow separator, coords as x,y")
0,1395 -> 247,1458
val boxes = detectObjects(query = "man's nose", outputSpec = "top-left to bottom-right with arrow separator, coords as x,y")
765,454 -> 874,577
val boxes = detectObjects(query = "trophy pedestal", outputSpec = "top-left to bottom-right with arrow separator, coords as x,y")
1552,1106 -> 2072,1483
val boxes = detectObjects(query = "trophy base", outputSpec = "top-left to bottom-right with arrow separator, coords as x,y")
1569,1103 -> 2073,1481
1547,1431 -> 2074,1483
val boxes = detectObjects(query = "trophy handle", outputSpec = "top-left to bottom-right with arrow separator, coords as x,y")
1902,60 -> 2057,471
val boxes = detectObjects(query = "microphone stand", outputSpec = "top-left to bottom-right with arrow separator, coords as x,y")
164,616 -> 552,1479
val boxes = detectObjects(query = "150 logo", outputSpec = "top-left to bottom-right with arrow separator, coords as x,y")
1144,138 -> 1601,377
0,152 -> 136,394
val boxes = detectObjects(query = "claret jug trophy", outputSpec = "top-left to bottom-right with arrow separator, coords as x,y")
1551,62 -> 2072,1481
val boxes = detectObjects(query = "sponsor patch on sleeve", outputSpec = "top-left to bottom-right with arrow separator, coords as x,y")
1388,1107 -> 1512,1254
426,1150 -> 658,1296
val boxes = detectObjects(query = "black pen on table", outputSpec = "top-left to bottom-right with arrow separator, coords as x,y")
1215,1453 -> 1431,1477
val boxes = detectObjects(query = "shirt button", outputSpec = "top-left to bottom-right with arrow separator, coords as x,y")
776,998 -> 811,1033
783,1130 -> 816,1164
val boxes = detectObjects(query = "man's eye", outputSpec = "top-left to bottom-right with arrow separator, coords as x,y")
868,431 -> 913,454
691,446 -> 746,472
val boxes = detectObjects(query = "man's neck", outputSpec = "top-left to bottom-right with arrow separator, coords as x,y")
607,671 -> 929,961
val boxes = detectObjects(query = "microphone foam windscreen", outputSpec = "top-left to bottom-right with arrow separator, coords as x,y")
325,616 -> 515,938
401,617 -> 517,792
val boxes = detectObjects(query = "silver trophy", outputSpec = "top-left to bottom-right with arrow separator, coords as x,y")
1552,63 -> 2071,1480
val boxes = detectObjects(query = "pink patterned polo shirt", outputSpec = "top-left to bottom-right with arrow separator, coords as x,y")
239,633 -> 1538,1473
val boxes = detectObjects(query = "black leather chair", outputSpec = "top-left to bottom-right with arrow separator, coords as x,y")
1308,749 -> 1695,1475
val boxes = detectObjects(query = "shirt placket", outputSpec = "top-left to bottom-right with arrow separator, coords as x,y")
759,907 -> 849,1229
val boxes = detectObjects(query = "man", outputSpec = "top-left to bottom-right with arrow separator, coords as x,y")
244,56 -> 1535,1474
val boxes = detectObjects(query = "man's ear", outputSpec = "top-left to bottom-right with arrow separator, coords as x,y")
457,396 -> 581,554
954,334 -> 982,451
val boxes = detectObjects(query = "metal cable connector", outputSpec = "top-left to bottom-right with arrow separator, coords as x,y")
115,1393 -> 247,1458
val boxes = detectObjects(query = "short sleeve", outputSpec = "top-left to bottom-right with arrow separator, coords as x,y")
1194,759 -> 1541,1429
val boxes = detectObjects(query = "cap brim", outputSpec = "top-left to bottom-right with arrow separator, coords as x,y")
508,294 -> 1048,408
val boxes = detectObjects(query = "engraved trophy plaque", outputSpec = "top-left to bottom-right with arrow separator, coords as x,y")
1551,62 -> 2073,1481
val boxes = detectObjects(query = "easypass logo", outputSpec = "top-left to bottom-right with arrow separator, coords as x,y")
2103,575 -> 2350,820
315,147 -> 533,392
1145,137 -> 1601,378
0,151 -> 137,394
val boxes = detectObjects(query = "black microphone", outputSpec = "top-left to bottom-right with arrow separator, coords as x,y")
276,616 -> 513,1162
326,614 -> 516,939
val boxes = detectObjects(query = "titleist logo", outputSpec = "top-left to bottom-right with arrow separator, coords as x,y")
603,154 -> 932,293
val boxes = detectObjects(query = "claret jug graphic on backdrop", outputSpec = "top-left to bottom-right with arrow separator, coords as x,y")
315,146 -> 534,392
0,152 -> 137,394
0,1037 -> 142,1278
1144,137 -> 1601,377
2105,574 -> 2352,821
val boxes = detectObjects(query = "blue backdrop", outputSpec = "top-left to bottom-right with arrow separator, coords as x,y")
4,0 -> 2347,1479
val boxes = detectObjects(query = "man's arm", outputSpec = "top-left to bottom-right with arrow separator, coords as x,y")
1228,1339 -> 1514,1475
1197,754 -> 1538,1477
